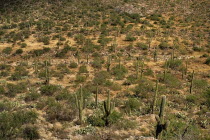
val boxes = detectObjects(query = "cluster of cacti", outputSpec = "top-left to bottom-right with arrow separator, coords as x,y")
75,85 -> 86,124
151,80 -> 159,114
44,60 -> 50,85
190,70 -> 194,94
103,90 -> 115,126
155,96 -> 170,139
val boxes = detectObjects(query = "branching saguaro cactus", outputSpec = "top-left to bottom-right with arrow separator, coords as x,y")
103,90 -> 115,126
190,70 -> 194,94
152,80 -> 159,114
75,85 -> 86,124
44,60 -> 50,85
155,95 -> 170,139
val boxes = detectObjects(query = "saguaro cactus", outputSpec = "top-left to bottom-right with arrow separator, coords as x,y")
155,96 -> 170,139
154,49 -> 157,62
140,61 -> 145,80
152,80 -> 159,114
103,90 -> 115,126
75,85 -> 85,124
95,85 -> 99,108
44,60 -> 50,85
106,55 -> 111,72
190,70 -> 194,94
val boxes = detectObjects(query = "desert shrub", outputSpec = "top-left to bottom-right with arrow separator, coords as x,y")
125,34 -> 136,41
40,85 -> 59,96
55,45 -> 71,58
133,79 -> 154,98
205,57 -> 210,65
159,42 -> 169,50
159,73 -> 181,89
15,49 -> 23,55
75,74 -> 86,83
2,47 -> 12,54
87,115 -> 105,127
9,65 -> 28,81
6,82 -> 27,97
25,90 -> 41,102
115,119 -> 137,130
74,34 -> 86,45
193,46 -> 203,52
125,98 -> 141,113
203,89 -> 210,107
0,110 -> 37,139
0,64 -> 10,70
186,95 -> 197,104
0,86 -> 5,95
43,98 -> 75,121
38,36 -> 50,45
111,64 -> 128,80
79,65 -> 88,73
20,43 -> 27,48
144,68 -> 154,76
165,59 -> 182,70
193,79 -> 208,93
92,58 -> 103,69
106,111 -> 122,125
75,126 -> 95,135
55,89 -> 74,101
93,71 -> 110,85
22,125 -> 40,140
69,62 -> 78,68
136,42 -> 148,50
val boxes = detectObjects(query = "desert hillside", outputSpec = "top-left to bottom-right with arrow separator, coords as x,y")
0,0 -> 209,139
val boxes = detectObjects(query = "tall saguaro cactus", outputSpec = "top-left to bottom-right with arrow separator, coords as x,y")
95,85 -> 99,108
152,80 -> 159,114
155,96 -> 169,139
190,70 -> 194,94
103,90 -> 115,126
75,85 -> 85,124
140,61 -> 145,80
106,55 -> 111,72
45,60 -> 50,85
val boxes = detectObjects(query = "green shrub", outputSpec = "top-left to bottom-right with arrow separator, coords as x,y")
2,47 -> 12,54
15,49 -> 23,55
115,119 -> 137,130
125,34 -> 136,41
20,43 -> 27,48
0,86 -> 5,95
107,111 -> 122,125
79,65 -> 88,73
40,85 -> 59,96
75,74 -> 86,83
25,90 -> 41,102
159,73 -> 181,89
159,42 -> 169,50
133,79 -> 154,98
9,65 -> 29,81
205,57 -> 210,65
92,58 -> 103,69
193,79 -> 208,93
93,71 -> 110,85
203,89 -> 210,107
69,62 -> 78,68
87,115 -> 105,127
165,59 -> 182,70
6,83 -> 27,97
125,98 -> 140,112
111,64 -> 128,80
0,110 -> 37,139
186,95 -> 197,104
22,125 -> 40,140
136,42 -> 148,50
